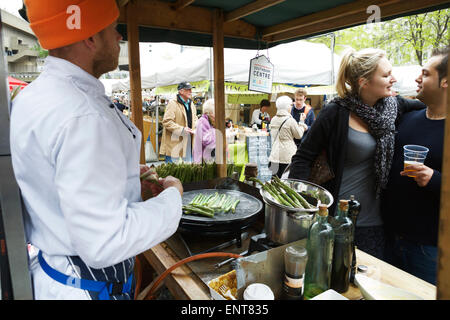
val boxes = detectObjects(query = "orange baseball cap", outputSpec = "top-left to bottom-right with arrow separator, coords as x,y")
24,0 -> 120,50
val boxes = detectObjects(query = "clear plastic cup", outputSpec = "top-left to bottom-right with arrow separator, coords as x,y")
403,145 -> 429,177
403,145 -> 429,157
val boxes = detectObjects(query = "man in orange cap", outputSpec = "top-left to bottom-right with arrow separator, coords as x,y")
10,0 -> 183,300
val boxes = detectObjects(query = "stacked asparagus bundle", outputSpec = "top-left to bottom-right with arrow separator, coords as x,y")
156,162 -> 243,184
183,192 -> 241,218
250,176 -> 314,210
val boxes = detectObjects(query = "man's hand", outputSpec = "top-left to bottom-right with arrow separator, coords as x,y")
400,164 -> 434,187
160,176 -> 183,195
184,127 -> 194,135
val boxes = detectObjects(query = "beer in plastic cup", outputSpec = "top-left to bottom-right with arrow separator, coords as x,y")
403,151 -> 427,177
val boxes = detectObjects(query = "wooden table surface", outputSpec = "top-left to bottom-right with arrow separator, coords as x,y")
142,240 -> 436,300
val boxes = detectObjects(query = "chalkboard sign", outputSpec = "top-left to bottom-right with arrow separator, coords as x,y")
246,135 -> 272,182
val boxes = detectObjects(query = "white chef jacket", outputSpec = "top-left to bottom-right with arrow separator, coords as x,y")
10,56 -> 182,299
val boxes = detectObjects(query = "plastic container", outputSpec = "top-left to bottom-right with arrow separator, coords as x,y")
243,283 -> 275,300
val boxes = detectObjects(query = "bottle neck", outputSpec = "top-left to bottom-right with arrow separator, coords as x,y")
337,207 -> 348,219
317,214 -> 328,223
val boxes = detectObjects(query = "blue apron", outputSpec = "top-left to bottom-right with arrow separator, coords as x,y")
38,251 -> 135,300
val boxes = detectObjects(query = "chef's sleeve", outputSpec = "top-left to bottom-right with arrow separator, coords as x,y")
51,113 -> 182,268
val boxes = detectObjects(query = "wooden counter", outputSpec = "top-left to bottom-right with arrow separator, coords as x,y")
141,238 -> 436,300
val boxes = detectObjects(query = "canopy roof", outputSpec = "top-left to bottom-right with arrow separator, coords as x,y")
111,40 -> 341,91
116,0 -> 449,49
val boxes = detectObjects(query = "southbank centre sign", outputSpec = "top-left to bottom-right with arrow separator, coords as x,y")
248,55 -> 274,94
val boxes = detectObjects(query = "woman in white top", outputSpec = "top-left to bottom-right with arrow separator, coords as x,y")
269,96 -> 307,177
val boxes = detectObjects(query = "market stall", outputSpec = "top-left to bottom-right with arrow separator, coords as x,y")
117,0 -> 450,300
1,0 -> 447,301
135,176 -> 437,300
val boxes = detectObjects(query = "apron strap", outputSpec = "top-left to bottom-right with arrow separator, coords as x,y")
38,251 -> 133,300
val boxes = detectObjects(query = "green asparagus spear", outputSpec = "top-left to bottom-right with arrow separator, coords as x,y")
273,176 -> 313,209
231,198 -> 240,213
182,205 -> 214,218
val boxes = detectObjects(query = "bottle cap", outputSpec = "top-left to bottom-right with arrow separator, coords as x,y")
243,283 -> 275,300
318,204 -> 328,217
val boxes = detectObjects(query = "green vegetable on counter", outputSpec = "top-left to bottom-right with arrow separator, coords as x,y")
250,176 -> 315,210
182,192 -> 240,218
156,162 -> 243,184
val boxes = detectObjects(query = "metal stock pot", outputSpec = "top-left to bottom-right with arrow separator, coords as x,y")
260,179 -> 334,245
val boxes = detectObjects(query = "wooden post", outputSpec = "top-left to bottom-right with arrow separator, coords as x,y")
213,9 -> 226,178
126,0 -> 145,164
437,57 -> 450,299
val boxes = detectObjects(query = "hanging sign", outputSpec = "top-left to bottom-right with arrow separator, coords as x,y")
248,55 -> 274,94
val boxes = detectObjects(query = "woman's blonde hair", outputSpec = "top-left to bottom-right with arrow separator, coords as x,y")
202,99 -> 215,115
336,48 -> 386,98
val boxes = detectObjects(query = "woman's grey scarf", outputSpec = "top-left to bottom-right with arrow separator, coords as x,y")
333,95 -> 398,197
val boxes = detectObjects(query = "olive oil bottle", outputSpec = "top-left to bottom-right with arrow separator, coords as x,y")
330,200 -> 354,293
303,205 -> 335,300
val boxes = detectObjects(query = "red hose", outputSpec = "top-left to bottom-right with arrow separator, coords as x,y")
144,252 -> 242,300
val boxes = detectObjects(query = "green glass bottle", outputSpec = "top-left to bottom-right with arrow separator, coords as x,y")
303,204 -> 335,300
330,200 -> 354,293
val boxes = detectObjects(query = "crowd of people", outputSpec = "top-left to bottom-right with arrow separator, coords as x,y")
7,0 -> 448,301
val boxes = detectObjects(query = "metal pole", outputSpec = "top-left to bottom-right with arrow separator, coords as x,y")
155,95 -> 159,158
0,10 -> 34,300
330,32 -> 335,87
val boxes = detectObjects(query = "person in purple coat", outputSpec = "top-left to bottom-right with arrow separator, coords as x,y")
193,99 -> 216,163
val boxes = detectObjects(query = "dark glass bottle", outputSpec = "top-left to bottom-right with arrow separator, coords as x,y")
330,200 -> 354,293
303,205 -> 334,300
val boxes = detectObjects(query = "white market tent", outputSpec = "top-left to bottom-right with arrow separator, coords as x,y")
111,40 -> 341,92
111,41 -> 423,97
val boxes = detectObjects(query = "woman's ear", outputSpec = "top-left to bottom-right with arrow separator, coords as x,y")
358,77 -> 368,89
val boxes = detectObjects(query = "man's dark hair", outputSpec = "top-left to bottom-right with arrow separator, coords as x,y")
431,46 -> 449,84
260,99 -> 271,107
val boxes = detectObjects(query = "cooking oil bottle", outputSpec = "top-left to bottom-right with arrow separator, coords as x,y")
330,199 -> 353,293
303,204 -> 334,299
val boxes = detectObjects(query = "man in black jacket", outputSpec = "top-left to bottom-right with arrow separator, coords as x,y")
382,47 -> 448,285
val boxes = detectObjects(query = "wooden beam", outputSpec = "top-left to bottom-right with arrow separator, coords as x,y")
262,0 -> 399,38
212,9 -> 227,178
263,0 -> 449,43
126,0 -> 145,164
224,0 -> 285,23
171,0 -> 195,11
437,55 -> 450,300
118,0 -> 258,41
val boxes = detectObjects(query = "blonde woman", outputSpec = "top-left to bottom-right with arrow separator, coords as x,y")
193,99 -> 216,163
288,48 -> 425,259
269,96 -> 307,177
